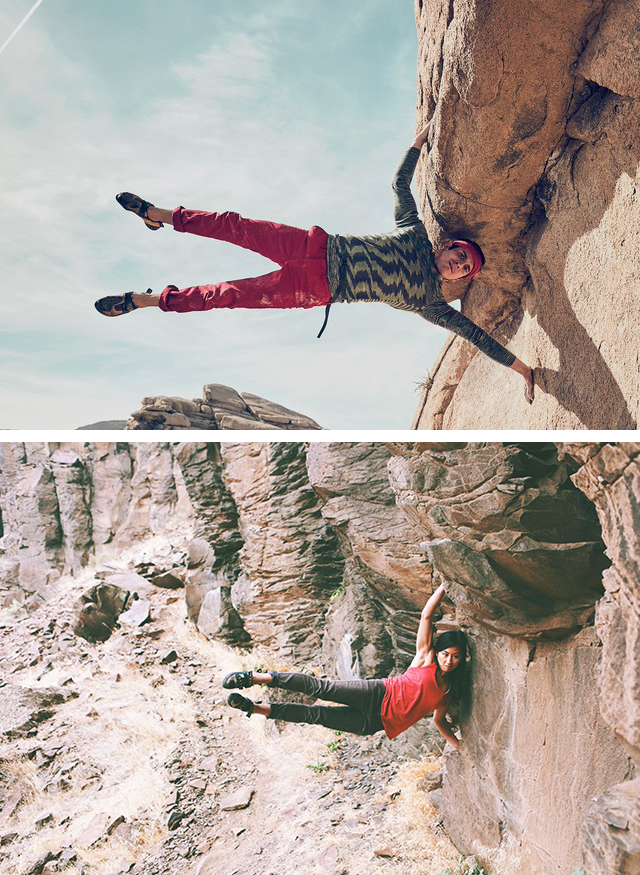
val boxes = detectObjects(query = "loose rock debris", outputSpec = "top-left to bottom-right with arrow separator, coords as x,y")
0,549 -> 461,875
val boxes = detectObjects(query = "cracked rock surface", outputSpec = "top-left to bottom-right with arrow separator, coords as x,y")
413,0 -> 640,430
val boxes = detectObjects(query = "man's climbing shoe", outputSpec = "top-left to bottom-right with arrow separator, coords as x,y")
227,693 -> 255,718
223,670 -> 254,690
94,292 -> 138,318
116,192 -> 163,230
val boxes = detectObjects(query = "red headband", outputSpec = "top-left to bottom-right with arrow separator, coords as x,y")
452,240 -> 484,279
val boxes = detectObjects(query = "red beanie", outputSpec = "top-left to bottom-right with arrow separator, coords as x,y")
452,240 -> 485,279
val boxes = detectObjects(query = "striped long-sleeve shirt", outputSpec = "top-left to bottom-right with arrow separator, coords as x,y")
324,147 -> 515,367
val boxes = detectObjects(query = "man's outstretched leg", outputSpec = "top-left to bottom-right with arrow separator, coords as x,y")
116,192 -> 327,267
97,198 -> 331,317
94,256 -> 332,317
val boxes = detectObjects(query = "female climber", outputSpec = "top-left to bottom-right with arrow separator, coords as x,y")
222,584 -> 469,749
95,121 -> 534,403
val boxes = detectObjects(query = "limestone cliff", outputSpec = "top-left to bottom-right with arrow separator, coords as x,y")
412,0 -> 640,429
1,441 -> 639,874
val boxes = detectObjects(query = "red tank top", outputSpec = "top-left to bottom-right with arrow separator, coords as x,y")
380,661 -> 449,739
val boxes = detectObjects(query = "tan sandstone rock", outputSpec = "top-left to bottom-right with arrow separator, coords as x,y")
566,443 -> 640,874
412,0 -> 640,429
126,383 -> 322,430
383,441 -> 632,873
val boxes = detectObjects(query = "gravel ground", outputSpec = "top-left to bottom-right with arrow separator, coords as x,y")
0,548 -> 461,875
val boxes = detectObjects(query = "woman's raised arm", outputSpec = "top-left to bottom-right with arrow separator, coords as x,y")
411,583 -> 446,667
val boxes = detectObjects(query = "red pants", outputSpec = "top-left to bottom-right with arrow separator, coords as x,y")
158,209 -> 332,312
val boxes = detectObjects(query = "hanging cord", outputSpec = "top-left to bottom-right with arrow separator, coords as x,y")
317,292 -> 339,338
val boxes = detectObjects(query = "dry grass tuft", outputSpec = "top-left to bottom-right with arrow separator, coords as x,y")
415,373 -> 435,394
341,756 -> 459,875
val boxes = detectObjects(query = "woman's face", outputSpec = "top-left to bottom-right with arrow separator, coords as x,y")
437,647 -> 462,673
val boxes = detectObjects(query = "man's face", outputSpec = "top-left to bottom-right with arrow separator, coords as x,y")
434,243 -> 474,281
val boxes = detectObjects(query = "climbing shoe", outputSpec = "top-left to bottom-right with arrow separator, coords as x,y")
227,693 -> 255,718
223,671 -> 254,690
94,292 -> 138,317
116,191 -> 163,230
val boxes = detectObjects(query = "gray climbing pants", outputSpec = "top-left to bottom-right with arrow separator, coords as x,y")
268,671 -> 386,736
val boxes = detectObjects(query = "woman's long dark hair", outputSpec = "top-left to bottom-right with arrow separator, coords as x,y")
434,630 -> 471,713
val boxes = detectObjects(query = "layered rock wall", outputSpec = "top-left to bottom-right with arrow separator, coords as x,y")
413,0 -> 640,429
566,443 -> 640,873
307,442 -> 431,669
0,443 -> 192,610
176,443 -> 344,662
379,443 -> 632,874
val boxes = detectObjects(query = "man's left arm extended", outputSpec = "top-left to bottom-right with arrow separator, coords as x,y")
422,300 -> 517,368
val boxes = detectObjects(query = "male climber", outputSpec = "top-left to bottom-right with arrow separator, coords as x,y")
95,122 -> 535,403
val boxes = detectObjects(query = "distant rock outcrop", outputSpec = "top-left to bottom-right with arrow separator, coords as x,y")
126,383 -> 322,430
413,0 -> 640,429
0,443 -> 192,608
77,421 -> 127,430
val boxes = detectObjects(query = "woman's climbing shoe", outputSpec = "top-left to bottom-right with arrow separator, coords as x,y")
227,693 -> 255,718
94,292 -> 137,317
223,671 -> 254,690
116,192 -> 163,230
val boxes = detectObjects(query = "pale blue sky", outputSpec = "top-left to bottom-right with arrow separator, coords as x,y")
0,0 -> 449,429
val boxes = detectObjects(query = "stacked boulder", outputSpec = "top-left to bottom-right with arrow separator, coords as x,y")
126,383 -> 322,430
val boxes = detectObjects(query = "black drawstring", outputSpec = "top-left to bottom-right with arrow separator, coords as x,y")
317,303 -> 332,338
317,293 -> 339,338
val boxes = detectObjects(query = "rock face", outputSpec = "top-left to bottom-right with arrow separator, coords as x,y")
307,442 -> 432,673
412,0 -> 640,429
1,441 -> 639,874
387,443 -> 608,638
0,443 -> 192,610
176,443 -> 344,662
382,441 -> 638,875
565,442 -> 640,873
126,383 -> 322,430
